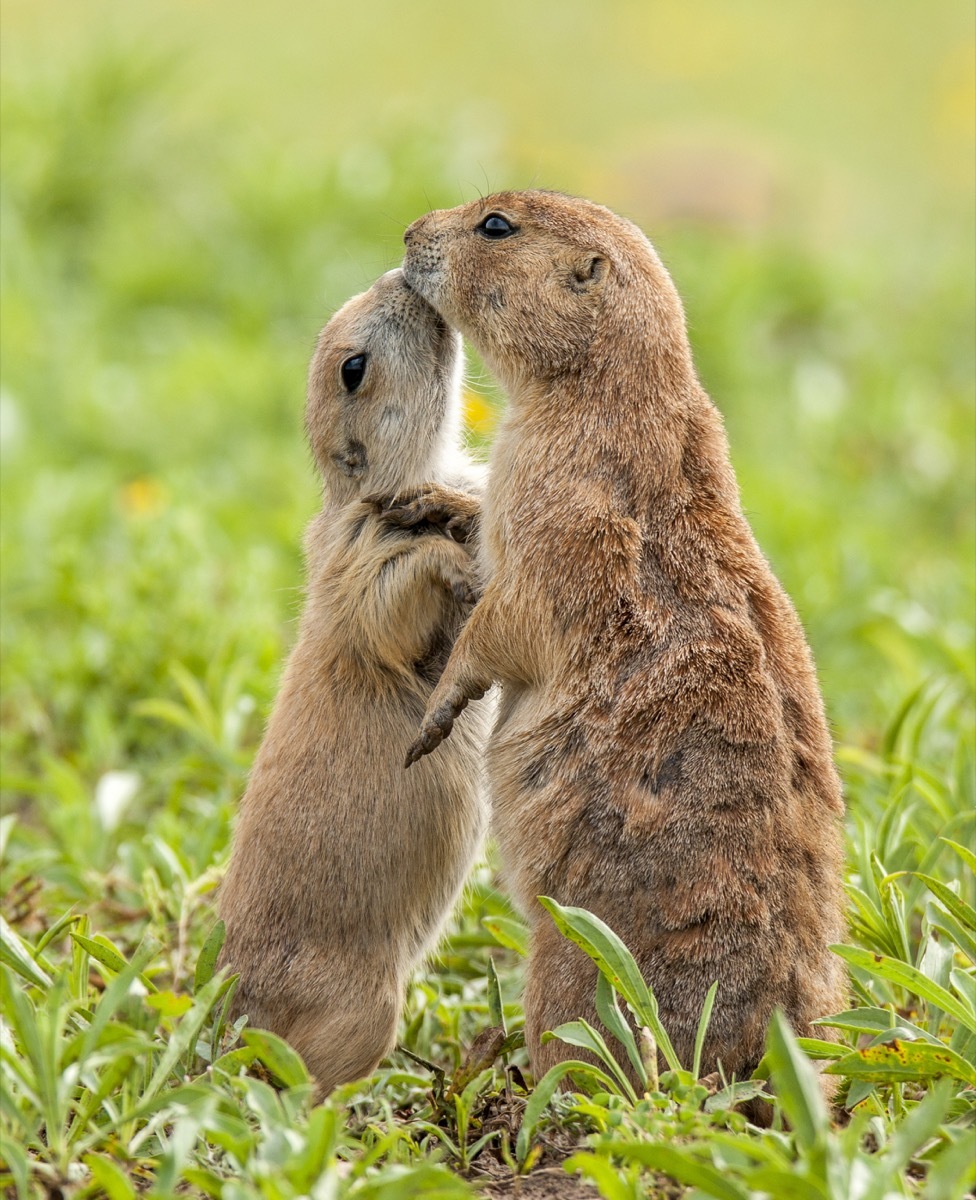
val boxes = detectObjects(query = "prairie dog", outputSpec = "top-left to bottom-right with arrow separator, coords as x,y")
218,269 -> 490,1096
401,192 -> 846,1089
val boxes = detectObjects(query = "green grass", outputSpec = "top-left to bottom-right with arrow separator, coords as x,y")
1,20 -> 974,1200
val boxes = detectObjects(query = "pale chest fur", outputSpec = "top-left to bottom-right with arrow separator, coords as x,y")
479,418 -> 519,579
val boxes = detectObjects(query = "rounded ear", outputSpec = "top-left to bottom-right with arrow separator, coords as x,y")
566,253 -> 607,294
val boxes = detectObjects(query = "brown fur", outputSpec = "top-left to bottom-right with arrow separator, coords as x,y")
401,191 -> 847,1089
217,269 -> 491,1097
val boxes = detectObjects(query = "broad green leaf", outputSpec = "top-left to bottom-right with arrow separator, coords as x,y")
211,1046 -> 258,1077
537,897 -> 680,1070
76,937 -> 161,1063
546,1019 -> 637,1101
0,1134 -> 30,1199
594,971 -> 645,1086
597,1142 -> 750,1200
194,920 -> 226,993
925,1128 -> 976,1200
180,1167 -> 227,1198
950,967 -> 975,1014
831,944 -> 976,1033
69,932 -> 160,993
928,908 -> 976,966
741,1168 -> 825,1200
563,1152 -> 634,1200
704,1079 -> 771,1113
795,1037 -> 845,1059
913,873 -> 976,933
482,915 -> 529,956
145,990 -> 193,1017
824,1039 -> 976,1085
288,1104 -> 340,1190
84,1153 -> 137,1200
0,918 -> 52,989
700,1129 -> 791,1168
942,837 -> 976,876
815,1007 -> 942,1044
516,1059 -> 617,1164
765,1009 -> 828,1151
537,898 -> 648,1014
241,1027 -> 310,1089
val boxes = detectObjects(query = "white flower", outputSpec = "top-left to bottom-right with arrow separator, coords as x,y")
95,770 -> 140,832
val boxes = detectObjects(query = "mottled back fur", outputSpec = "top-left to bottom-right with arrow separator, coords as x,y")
401,192 -> 846,1092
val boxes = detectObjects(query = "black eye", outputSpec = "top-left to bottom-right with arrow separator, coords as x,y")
477,214 -> 516,239
341,354 -> 367,392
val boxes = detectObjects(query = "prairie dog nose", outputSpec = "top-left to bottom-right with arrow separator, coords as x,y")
403,213 -> 431,245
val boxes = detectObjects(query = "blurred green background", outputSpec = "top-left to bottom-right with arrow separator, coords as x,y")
1,1 -> 973,831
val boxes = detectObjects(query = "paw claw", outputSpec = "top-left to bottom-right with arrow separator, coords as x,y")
405,717 -> 452,766
382,501 -> 423,528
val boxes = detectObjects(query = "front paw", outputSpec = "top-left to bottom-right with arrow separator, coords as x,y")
366,486 -> 479,544
405,697 -> 466,766
440,561 -> 480,607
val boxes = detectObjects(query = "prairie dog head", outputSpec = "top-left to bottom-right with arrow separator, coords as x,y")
402,190 -> 691,392
306,268 -> 463,506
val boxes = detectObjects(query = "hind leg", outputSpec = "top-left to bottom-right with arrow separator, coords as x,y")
283,985 -> 400,1101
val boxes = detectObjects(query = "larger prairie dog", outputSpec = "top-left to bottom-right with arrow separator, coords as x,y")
401,192 -> 846,1088
218,269 -> 490,1097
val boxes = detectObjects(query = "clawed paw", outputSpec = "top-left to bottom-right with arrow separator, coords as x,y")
366,486 -> 478,544
444,568 -> 479,607
404,697 -> 467,767
405,715 -> 452,767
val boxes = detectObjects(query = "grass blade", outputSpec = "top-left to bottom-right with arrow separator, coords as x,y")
193,920 -> 226,993
517,1059 -> 618,1164
765,1010 -> 827,1151
692,981 -> 719,1079
594,971 -> 645,1086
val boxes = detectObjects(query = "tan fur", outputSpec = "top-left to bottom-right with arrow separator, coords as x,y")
218,269 -> 490,1097
401,192 -> 847,1090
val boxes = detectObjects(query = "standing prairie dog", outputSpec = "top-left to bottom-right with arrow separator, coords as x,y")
401,192 -> 846,1090
218,268 -> 490,1097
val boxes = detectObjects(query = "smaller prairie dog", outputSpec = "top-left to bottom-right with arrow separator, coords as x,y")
402,191 -> 846,1097
218,269 -> 490,1097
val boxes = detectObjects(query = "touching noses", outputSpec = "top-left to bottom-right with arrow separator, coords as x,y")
403,214 -> 430,246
